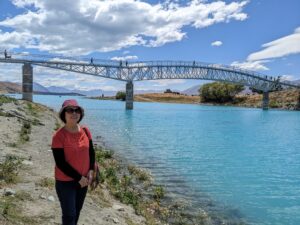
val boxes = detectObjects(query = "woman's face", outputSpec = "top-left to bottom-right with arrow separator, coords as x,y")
64,107 -> 81,124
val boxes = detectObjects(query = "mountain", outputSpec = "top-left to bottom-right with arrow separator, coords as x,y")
182,85 -> 201,96
71,89 -> 116,97
47,86 -> 72,93
0,81 -> 22,93
33,82 -> 49,92
293,79 -> 300,85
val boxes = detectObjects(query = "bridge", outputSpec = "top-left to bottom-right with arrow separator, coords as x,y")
0,53 -> 299,110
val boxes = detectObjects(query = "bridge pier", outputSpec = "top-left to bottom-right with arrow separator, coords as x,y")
126,81 -> 134,110
262,91 -> 269,110
22,63 -> 33,102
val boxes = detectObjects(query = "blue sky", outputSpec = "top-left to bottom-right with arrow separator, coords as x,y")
0,0 -> 299,92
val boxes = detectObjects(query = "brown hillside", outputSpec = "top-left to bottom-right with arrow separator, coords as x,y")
134,90 -> 300,110
0,81 -> 22,94
234,89 -> 300,109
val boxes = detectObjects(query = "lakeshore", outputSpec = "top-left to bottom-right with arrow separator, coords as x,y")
0,96 -> 147,225
0,96 -> 237,225
91,89 -> 300,111
2,94 -> 300,224
0,95 -> 244,225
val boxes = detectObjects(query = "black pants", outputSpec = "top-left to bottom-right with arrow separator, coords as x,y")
55,180 -> 88,225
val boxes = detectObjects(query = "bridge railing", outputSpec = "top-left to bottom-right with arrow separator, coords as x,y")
1,52 -> 299,89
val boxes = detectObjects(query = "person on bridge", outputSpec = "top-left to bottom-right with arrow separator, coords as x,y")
4,49 -> 7,58
90,57 -> 93,64
51,99 -> 96,225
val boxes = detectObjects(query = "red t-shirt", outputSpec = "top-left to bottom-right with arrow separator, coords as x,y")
51,126 -> 92,181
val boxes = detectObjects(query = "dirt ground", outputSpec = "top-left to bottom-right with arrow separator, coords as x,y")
0,98 -> 146,225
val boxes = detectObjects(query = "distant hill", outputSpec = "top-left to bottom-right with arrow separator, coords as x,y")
0,81 -> 22,93
33,82 -> 49,92
47,86 -> 71,93
181,85 -> 201,96
71,89 -> 116,97
293,79 -> 300,85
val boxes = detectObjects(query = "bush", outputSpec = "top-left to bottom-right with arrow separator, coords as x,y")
35,177 -> 55,189
20,122 -> 31,143
200,82 -> 244,103
0,155 -> 23,184
153,185 -> 165,203
116,91 -> 126,101
0,95 -> 17,104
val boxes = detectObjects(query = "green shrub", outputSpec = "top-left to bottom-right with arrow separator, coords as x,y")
0,95 -> 17,104
116,91 -> 126,101
0,155 -> 23,184
269,100 -> 280,108
19,122 -> 31,143
26,102 -> 45,117
128,165 -> 152,182
153,185 -> 165,202
95,148 -> 113,164
200,82 -> 244,103
0,195 -> 37,224
35,177 -> 55,189
121,175 -> 132,190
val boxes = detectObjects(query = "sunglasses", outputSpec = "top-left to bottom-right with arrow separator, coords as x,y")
65,107 -> 81,114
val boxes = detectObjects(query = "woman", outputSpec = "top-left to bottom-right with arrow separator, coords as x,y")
51,99 -> 95,225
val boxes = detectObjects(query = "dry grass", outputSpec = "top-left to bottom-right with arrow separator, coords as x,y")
235,89 -> 299,109
134,90 -> 299,110
35,177 -> 55,189
134,93 -> 200,104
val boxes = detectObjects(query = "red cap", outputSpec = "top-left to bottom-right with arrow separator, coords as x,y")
59,99 -> 84,123
62,99 -> 80,108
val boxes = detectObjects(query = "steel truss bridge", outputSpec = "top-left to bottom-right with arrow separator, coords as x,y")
0,54 -> 299,110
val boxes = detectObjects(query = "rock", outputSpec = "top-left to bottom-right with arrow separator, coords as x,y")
22,160 -> 33,166
48,195 -> 55,202
4,188 -> 16,196
40,194 -> 47,199
104,215 -> 119,224
112,218 -> 119,224
112,204 -> 125,212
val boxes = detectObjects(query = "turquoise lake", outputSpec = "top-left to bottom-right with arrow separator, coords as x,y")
10,94 -> 300,225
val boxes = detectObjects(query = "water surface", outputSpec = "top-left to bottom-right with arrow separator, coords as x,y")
10,94 -> 300,225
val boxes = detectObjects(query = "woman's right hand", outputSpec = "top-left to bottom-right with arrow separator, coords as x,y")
79,176 -> 89,188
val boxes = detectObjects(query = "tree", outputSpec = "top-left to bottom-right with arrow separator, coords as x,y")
116,91 -> 126,101
199,82 -> 244,103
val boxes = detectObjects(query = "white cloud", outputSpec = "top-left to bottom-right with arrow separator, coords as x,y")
0,0 -> 248,54
280,75 -> 294,81
230,26 -> 300,77
111,55 -> 138,61
211,41 -> 223,47
247,27 -> 300,61
0,63 -> 22,83
231,60 -> 269,71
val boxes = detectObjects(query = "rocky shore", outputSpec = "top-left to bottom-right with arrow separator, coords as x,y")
0,95 -> 249,225
0,95 -> 146,225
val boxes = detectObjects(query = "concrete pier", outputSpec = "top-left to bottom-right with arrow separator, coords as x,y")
126,81 -> 133,110
262,91 -> 269,110
22,63 -> 33,102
